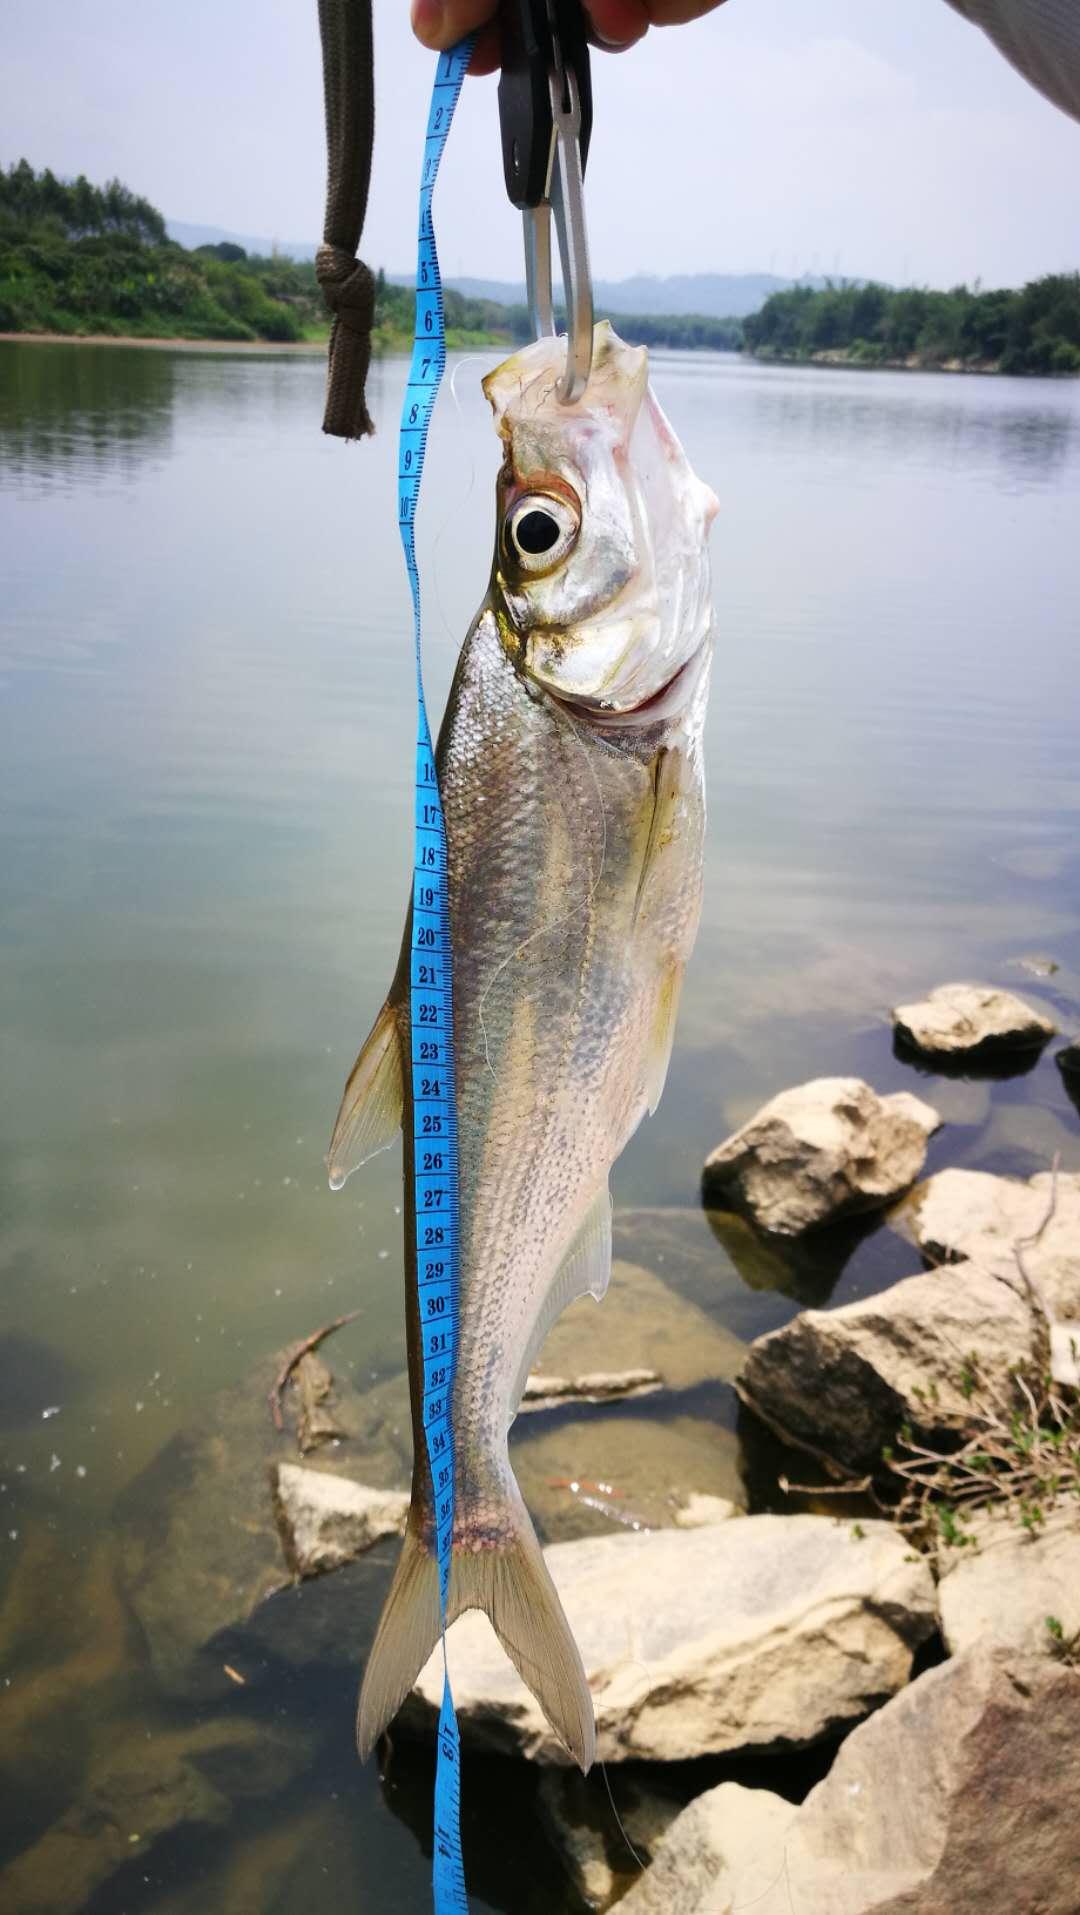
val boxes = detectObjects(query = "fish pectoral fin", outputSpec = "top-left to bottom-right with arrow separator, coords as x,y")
326,998 -> 404,1189
644,961 -> 684,1116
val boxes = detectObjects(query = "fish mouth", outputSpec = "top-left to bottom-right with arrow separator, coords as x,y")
542,645 -> 708,730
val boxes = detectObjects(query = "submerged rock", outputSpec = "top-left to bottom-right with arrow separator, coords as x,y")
702,1078 -> 940,1237
533,1257 -> 745,1393
410,1516 -> 936,1764
617,1781 -> 797,1915
272,1462 -> 409,1577
937,1506 -> 1080,1659
737,1259 -> 1036,1471
114,1349 -> 407,1699
537,1769 -> 683,1910
512,1411 -> 745,1543
0,1716 -> 313,1915
892,981 -> 1055,1061
729,1647 -> 1080,1914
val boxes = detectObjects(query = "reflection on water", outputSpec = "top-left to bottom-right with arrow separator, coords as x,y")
0,340 -> 1079,1911
0,342 -> 176,494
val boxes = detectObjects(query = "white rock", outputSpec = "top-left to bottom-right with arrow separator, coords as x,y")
272,1464 -> 408,1577
737,1260 -> 1036,1470
672,1493 -> 740,1528
902,1166 -> 1080,1322
411,1516 -> 936,1764
938,1506 -> 1080,1657
617,1782 -> 796,1915
729,1647 -> 1080,1914
702,1078 -> 941,1236
892,981 -> 1055,1057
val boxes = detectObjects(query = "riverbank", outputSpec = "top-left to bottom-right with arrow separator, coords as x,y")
749,345 -> 1007,376
0,327 -> 505,354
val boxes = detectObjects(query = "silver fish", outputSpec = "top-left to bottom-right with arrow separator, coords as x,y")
329,323 -> 716,1771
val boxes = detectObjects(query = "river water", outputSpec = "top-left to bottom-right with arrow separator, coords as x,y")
1,339 -> 1078,1910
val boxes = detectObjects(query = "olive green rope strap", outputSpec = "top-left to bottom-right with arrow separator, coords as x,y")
316,0 -> 377,438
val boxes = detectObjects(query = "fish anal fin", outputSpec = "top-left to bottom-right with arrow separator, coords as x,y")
327,998 -> 404,1189
510,1184 -> 612,1414
562,1181 -> 614,1306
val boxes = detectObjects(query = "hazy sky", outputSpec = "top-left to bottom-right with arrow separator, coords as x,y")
4,0 -> 1078,287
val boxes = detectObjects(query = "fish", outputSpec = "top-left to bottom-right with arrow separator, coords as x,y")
328,322 -> 717,1772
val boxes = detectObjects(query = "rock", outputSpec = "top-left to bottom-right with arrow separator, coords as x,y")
538,1769 -> 683,1910
410,1515 -> 936,1764
0,1717 -> 313,1915
114,1349 -> 408,1698
511,1411 -> 745,1543
937,1506 -> 1080,1658
672,1493 -> 740,1528
272,1463 -> 409,1577
520,1368 -> 662,1412
1009,953 -> 1060,979
900,1166 -> 1080,1322
737,1260 -> 1036,1471
701,1078 -> 940,1237
617,1782 -> 797,1915
730,1647 -> 1080,1914
534,1258 -> 746,1393
892,981 -> 1055,1061
1057,1041 -> 1080,1082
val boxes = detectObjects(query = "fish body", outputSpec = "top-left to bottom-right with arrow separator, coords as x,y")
330,325 -> 716,1770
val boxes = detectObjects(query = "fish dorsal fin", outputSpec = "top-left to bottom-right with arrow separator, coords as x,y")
509,1183 -> 612,1417
327,999 -> 404,1189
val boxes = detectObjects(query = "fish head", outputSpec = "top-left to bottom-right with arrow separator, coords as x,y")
482,322 -> 717,715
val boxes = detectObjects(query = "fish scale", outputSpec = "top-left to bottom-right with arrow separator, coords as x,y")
397,39 -> 473,1914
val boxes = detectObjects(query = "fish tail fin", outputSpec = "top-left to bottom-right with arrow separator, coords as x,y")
356,1513 -> 442,1763
356,1484 -> 595,1774
450,1484 -> 595,1774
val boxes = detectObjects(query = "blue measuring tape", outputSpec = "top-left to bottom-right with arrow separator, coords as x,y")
398,39 -> 473,1915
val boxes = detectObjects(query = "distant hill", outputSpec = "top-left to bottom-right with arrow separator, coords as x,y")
391,271 -> 834,320
167,219 -> 316,262
165,224 -> 833,320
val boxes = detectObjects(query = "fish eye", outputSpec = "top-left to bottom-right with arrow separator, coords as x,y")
505,493 -> 579,575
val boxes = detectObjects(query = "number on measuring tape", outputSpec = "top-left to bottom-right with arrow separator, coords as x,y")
398,37 -> 473,1915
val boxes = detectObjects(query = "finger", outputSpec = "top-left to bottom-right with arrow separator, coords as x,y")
585,0 -> 650,50
410,0 -> 496,53
645,0 -> 728,26
468,21 -> 502,74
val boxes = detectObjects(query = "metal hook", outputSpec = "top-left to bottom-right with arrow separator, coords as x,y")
499,0 -> 594,403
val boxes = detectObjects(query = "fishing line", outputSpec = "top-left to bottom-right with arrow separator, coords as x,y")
397,39 -> 473,1914
599,1759 -> 647,1875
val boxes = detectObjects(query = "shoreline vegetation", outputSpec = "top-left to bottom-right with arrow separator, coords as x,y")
743,277 -> 1080,377
2,161 -> 1078,376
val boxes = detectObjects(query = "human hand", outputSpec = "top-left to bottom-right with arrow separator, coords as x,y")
411,0 -> 729,76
